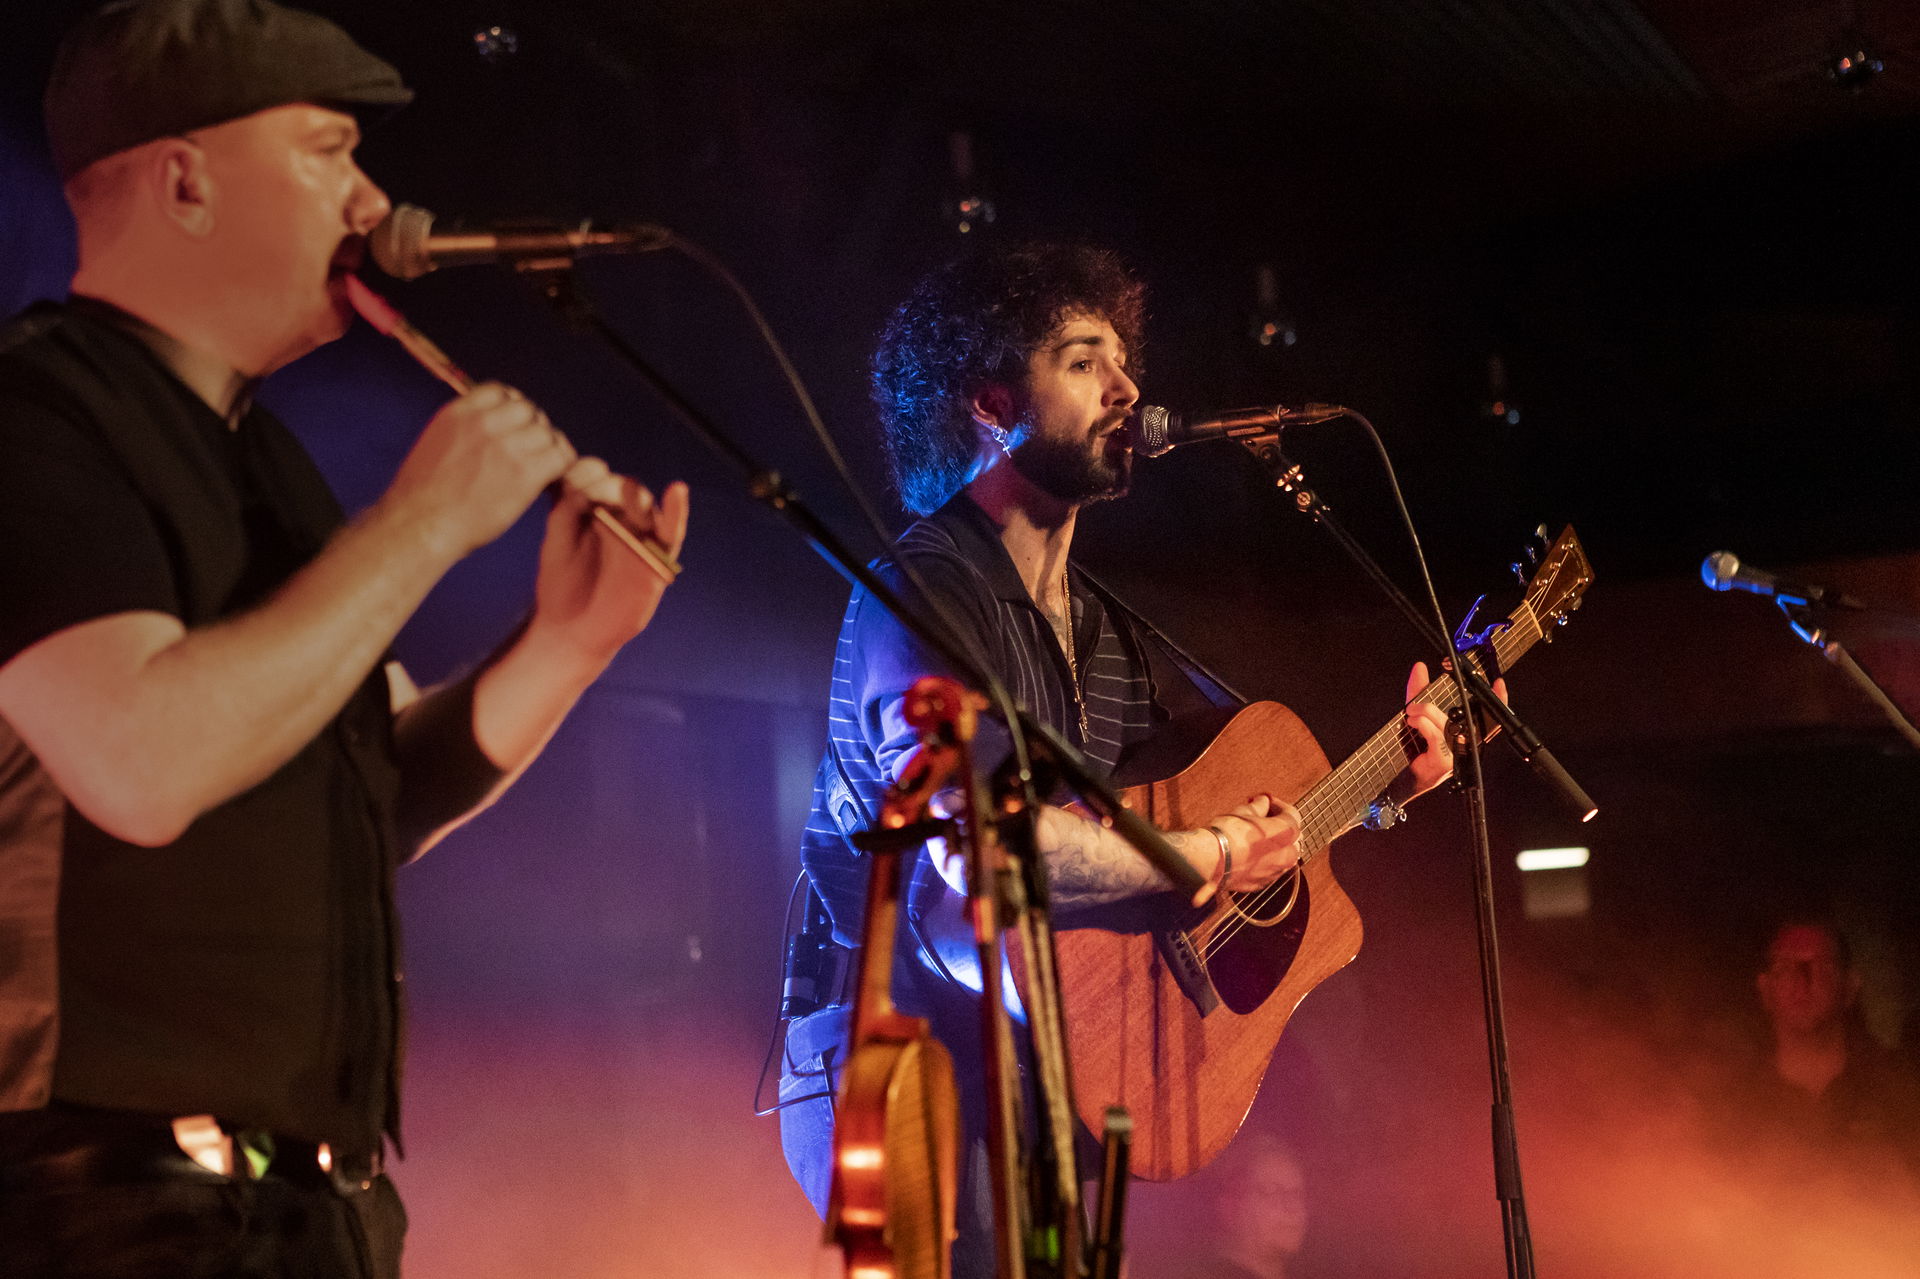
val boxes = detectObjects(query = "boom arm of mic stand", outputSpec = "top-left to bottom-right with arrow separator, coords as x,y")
1778,602 -> 1920,751
515,262 -> 1207,898
1257,439 -> 1596,823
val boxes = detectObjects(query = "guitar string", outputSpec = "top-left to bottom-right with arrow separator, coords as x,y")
1193,709 -> 1429,960
1193,606 -> 1543,960
1192,608 -> 1542,962
1194,699 -> 1436,959
1193,652 -> 1479,960
1192,611 -> 1530,962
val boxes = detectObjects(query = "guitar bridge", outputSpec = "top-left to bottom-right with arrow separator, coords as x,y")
1155,928 -> 1221,1017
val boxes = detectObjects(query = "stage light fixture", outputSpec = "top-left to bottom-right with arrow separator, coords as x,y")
942,131 -> 997,236
1827,7 -> 1886,93
1517,846 -> 1589,872
473,24 -> 519,63
1828,46 -> 1884,90
1248,263 -> 1298,350
1518,847 -> 1592,920
1480,353 -> 1522,425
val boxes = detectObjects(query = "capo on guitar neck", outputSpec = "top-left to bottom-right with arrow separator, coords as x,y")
1451,593 -> 1510,685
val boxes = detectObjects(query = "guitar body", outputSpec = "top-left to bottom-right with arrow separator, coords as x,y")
1052,701 -> 1360,1181
1034,527 -> 1592,1184
831,1032 -> 961,1279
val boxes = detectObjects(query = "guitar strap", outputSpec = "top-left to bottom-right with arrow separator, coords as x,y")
1075,567 -> 1250,711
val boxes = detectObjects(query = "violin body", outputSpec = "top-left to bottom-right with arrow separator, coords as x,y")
830,1031 -> 960,1279
826,677 -> 973,1279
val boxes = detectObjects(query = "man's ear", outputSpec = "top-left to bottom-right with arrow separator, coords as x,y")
152,139 -> 215,237
969,381 -> 1015,435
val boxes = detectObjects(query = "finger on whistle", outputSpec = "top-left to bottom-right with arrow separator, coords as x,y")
590,508 -> 682,583
466,381 -> 518,409
562,457 -> 621,504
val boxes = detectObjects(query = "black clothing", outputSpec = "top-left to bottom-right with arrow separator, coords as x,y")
0,1101 -> 406,1279
1713,1030 -> 1920,1186
0,299 -> 402,1160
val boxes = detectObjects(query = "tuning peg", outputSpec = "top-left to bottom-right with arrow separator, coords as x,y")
1510,561 -> 1528,587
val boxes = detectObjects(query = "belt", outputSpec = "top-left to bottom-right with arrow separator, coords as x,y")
0,1106 -> 382,1200
250,1132 -> 385,1197
173,1115 -> 384,1196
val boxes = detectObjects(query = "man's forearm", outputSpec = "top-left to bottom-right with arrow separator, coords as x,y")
0,496 -> 462,845
1039,805 -> 1216,912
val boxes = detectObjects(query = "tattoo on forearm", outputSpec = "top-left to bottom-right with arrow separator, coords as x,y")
1040,807 -> 1190,909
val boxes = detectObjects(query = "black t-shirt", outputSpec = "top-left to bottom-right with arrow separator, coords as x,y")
0,299 -> 401,1155
0,315 -> 179,664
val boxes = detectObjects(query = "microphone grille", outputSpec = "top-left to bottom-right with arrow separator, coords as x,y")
1701,551 -> 1739,591
369,204 -> 437,281
1134,405 -> 1174,457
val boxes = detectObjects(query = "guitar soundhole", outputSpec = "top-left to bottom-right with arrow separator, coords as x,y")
1209,875 -> 1312,1015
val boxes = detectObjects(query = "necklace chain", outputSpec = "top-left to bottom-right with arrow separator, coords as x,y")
1061,564 -> 1089,743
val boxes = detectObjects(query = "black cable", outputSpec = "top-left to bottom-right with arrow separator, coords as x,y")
1330,410 -> 1536,1279
752,869 -> 824,1117
662,236 -> 1037,793
638,242 -> 1062,1115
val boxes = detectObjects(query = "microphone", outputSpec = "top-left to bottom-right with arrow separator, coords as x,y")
1700,551 -> 1865,610
1132,403 -> 1346,457
368,203 -> 672,280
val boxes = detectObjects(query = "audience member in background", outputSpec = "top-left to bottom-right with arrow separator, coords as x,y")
1170,1134 -> 1311,1279
1711,918 -> 1920,1194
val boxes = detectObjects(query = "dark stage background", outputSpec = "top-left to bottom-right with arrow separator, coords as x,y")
5,2 -> 1920,1274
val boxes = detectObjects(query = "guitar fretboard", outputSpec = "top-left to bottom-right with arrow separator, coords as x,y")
1291,603 -> 1545,854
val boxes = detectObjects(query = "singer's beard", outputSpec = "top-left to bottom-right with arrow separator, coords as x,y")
1010,424 -> 1133,507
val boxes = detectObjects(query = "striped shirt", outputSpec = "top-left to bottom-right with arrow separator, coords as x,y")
799,492 -> 1159,1000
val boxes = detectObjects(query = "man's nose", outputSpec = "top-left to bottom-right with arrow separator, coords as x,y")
348,167 -> 393,237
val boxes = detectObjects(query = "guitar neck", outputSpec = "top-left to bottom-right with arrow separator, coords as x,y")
1293,602 -> 1545,850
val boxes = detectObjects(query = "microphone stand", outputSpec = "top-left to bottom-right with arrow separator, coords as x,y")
514,262 -> 1198,1275
1241,433 -> 1592,1279
1776,601 -> 1920,751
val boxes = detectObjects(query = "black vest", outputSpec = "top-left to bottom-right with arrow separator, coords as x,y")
0,302 -> 402,1154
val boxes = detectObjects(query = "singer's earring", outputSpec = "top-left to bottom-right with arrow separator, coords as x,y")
985,421 -> 1013,455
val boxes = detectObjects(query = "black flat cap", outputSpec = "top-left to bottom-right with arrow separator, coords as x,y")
45,0 -> 413,180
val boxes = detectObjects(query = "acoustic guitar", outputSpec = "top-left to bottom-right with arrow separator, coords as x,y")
1048,527 -> 1593,1180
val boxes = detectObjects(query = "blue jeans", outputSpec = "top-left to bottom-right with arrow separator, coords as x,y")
779,1003 -> 1001,1279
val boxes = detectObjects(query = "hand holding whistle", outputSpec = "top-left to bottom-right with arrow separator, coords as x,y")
345,275 -> 682,585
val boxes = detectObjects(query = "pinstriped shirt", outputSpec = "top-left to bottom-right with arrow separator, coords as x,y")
799,492 -> 1159,992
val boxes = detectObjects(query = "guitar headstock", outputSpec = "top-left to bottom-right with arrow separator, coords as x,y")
1519,525 -> 1593,639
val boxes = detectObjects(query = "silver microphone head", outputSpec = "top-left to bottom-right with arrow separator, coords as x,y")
1701,551 -> 1740,591
368,204 -> 438,280
1133,405 -> 1174,457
